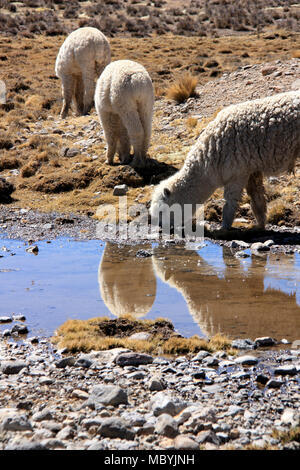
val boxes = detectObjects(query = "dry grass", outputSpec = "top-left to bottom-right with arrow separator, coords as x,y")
272,426 -> 300,446
52,315 -> 235,356
0,28 -> 300,223
166,73 -> 198,104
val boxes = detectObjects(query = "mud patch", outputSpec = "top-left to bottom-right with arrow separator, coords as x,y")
95,316 -> 175,341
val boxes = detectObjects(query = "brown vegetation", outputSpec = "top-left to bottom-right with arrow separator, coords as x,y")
52,314 -> 235,355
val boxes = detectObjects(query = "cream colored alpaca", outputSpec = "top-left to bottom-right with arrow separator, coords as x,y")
95,60 -> 154,168
55,27 -> 111,118
151,90 -> 300,230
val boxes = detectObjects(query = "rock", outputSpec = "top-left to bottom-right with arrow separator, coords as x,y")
2,329 -> 11,337
274,365 -> 298,376
0,316 -> 12,323
266,378 -> 284,389
197,430 -> 220,446
256,374 -> 269,385
11,324 -> 29,335
155,413 -> 179,438
86,385 -> 128,408
129,332 -> 151,341
5,440 -> 47,450
234,355 -> 259,365
150,392 -> 187,417
13,314 -> 26,321
1,361 -> 27,375
174,435 -> 199,450
191,350 -> 211,362
232,338 -> 256,350
113,184 -> 128,196
149,376 -> 166,391
56,425 -> 75,440
230,240 -> 250,249
251,242 -> 270,252
280,409 -> 300,427
291,340 -> 300,349
26,245 -> 39,254
261,65 -> 277,76
1,414 -> 32,431
98,417 -> 135,440
71,389 -> 89,400
135,249 -> 152,258
32,409 -> 54,422
74,358 -> 93,368
55,356 -> 76,368
254,336 -> 276,347
0,177 -> 14,202
114,352 -> 153,367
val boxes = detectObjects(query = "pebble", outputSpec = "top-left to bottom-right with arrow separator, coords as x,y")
0,337 -> 299,450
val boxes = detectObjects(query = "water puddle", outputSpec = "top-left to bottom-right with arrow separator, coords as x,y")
0,237 -> 300,342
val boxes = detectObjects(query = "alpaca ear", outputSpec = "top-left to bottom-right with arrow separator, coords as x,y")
163,188 -> 171,199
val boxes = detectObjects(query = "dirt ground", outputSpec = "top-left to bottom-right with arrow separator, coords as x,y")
0,0 -> 300,229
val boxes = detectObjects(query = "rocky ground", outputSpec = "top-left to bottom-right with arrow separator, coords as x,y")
0,333 -> 300,451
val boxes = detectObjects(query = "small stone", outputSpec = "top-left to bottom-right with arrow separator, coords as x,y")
197,430 -> 220,446
0,316 -> 12,323
230,240 -> 250,249
251,242 -> 270,252
155,413 -> 179,438
174,435 -> 199,450
261,66 -> 277,76
266,378 -> 284,389
11,324 -> 29,335
149,376 -> 166,391
114,352 -> 153,367
98,417 -> 135,440
113,184 -> 128,196
256,374 -> 269,385
274,365 -> 298,376
150,392 -> 187,417
232,338 -> 255,350
56,425 -> 75,440
280,409 -> 300,427
234,355 -> 259,366
1,361 -> 28,375
32,409 -> 54,422
12,314 -> 26,321
72,389 -> 89,400
86,385 -> 128,408
254,336 -> 276,347
1,414 -> 32,432
26,245 -> 39,254
55,356 -> 76,368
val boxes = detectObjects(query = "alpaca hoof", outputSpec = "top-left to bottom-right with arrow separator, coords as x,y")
105,159 -> 114,165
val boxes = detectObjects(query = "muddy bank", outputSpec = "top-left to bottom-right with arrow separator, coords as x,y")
1,206 -> 300,253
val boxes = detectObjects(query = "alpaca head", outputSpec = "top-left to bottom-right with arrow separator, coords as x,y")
150,180 -> 185,230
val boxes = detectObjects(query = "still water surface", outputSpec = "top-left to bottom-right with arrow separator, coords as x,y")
0,237 -> 300,341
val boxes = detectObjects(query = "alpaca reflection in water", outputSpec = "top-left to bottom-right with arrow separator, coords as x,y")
152,245 -> 300,339
98,242 -> 156,318
98,242 -> 300,340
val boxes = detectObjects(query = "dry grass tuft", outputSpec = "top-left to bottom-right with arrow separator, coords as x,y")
166,73 -> 198,104
52,315 -> 235,356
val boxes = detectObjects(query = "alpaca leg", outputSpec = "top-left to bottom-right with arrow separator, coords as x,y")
117,120 -> 131,165
60,75 -> 74,119
82,70 -> 95,115
74,74 -> 84,116
222,182 -> 245,230
138,101 -> 153,160
99,110 -> 119,165
246,172 -> 267,229
119,109 -> 144,168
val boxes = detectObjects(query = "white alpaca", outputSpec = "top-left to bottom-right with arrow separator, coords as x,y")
150,90 -> 300,230
55,27 -> 111,118
94,59 -> 154,168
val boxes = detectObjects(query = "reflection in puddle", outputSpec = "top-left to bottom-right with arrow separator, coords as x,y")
0,237 -> 300,341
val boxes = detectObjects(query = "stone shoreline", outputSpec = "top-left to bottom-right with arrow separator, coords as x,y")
0,334 -> 300,451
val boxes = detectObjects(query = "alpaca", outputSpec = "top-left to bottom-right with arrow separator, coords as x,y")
150,90 -> 300,230
94,60 -> 154,168
55,27 -> 111,118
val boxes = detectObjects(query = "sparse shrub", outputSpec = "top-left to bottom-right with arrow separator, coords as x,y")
166,73 -> 198,104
